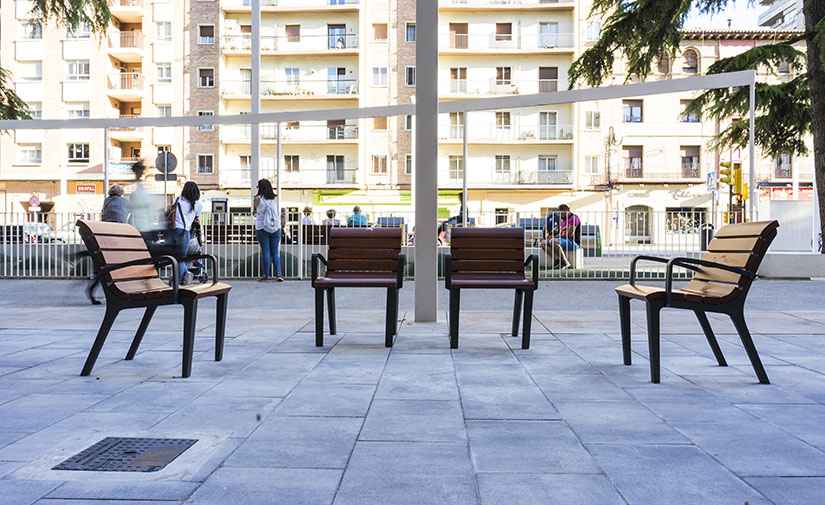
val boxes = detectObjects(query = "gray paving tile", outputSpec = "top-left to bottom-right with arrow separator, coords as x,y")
87,381 -> 216,413
738,404 -> 825,448
224,416 -> 362,469
360,400 -> 466,442
466,420 -> 599,473
0,480 -> 62,505
460,385 -> 559,420
555,402 -> 689,444
374,354 -> 458,400
531,374 -> 634,402
276,383 -> 375,417
46,481 -> 199,501
36,501 -> 180,505
746,477 -> 825,505
333,441 -> 478,505
0,394 -> 108,432
185,467 -> 341,505
588,444 -> 771,505
476,473 -> 625,505
153,396 -> 280,437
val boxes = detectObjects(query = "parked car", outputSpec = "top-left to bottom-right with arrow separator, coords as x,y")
23,223 -> 63,243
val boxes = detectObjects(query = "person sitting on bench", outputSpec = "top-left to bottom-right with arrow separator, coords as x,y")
540,204 -> 580,269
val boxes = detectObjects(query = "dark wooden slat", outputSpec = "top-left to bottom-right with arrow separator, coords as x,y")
713,220 -> 779,239
327,259 -> 398,272
90,235 -> 148,251
449,238 -> 524,249
330,228 -> 401,239
451,227 -> 523,239
98,250 -> 152,265
328,248 -> 400,260
329,238 -> 401,249
106,265 -> 159,281
451,260 -> 524,273
451,248 -> 524,260
707,237 -> 763,253
77,220 -> 143,238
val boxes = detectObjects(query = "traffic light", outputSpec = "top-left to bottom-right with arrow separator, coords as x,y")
742,183 -> 749,200
719,161 -> 733,185
732,167 -> 743,195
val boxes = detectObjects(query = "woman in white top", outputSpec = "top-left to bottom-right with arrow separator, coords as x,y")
174,182 -> 203,284
253,178 -> 283,281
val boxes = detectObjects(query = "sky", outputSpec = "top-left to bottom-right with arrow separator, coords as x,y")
683,1 -> 761,30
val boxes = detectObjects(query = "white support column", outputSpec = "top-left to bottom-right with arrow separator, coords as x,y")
276,122 -> 282,200
415,0 -> 438,322
103,128 -> 109,194
748,81 -> 756,220
462,111 -> 468,227
250,0 -> 261,204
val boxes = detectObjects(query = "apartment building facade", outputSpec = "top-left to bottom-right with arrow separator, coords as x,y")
0,0 -> 187,214
759,0 -> 804,29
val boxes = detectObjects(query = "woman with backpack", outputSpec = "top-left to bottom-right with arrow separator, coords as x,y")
253,178 -> 283,281
173,181 -> 203,285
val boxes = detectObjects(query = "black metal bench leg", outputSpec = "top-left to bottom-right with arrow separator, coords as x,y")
646,301 -> 663,383
385,287 -> 397,347
449,289 -> 460,349
694,310 -> 727,366
181,297 -> 198,378
327,288 -> 337,335
395,289 -> 400,335
215,293 -> 228,362
315,287 -> 324,347
81,306 -> 119,376
522,289 -> 534,350
618,294 -> 631,365
512,290 -> 523,337
126,306 -> 157,360
730,311 -> 770,384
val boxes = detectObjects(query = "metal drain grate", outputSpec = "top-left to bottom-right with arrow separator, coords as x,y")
52,437 -> 197,472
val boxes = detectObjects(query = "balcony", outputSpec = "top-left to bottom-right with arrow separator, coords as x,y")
108,114 -> 143,142
758,164 -> 815,182
108,31 -> 144,63
441,33 -> 574,54
441,78 -> 558,97
441,124 -> 574,143
108,0 -> 144,23
222,79 -> 358,99
614,160 -> 707,182
107,72 -> 144,101
221,33 -> 359,56
221,123 -> 359,144
440,0 -> 573,9
222,0 -> 359,13
220,165 -> 358,188
440,166 -> 573,187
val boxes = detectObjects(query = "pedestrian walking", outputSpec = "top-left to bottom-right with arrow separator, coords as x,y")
172,182 -> 203,285
254,179 -> 283,281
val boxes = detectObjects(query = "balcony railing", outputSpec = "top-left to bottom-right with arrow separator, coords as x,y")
440,167 -> 573,186
223,79 -> 358,97
617,160 -> 707,180
221,0 -> 359,7
108,31 -> 144,49
443,32 -> 574,51
442,78 -> 558,96
109,114 -> 141,131
222,123 -> 359,142
444,124 -> 574,142
441,0 -> 572,5
108,72 -> 144,91
109,0 -> 143,6
222,33 -> 359,53
221,166 -> 358,186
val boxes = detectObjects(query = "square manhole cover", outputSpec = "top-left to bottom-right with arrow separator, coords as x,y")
52,437 -> 197,473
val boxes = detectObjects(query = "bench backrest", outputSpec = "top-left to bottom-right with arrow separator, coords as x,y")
449,227 -> 525,276
683,220 -> 779,297
76,220 -> 157,285
327,227 -> 402,274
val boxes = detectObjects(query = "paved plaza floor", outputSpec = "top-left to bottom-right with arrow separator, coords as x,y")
1,280 -> 825,504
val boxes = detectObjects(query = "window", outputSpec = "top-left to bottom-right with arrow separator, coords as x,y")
156,63 -> 172,83
157,145 -> 171,154
665,207 -> 708,234
285,155 -> 299,172
284,67 -> 300,85
371,154 -> 388,174
67,20 -> 91,39
623,146 -> 643,177
197,154 -> 214,174
449,112 -> 464,138
405,66 -> 416,86
405,115 -> 413,131
373,117 -> 388,130
657,51 -> 670,74
19,61 -> 42,81
156,22 -> 172,42
622,100 -> 643,123
538,67 -> 558,92
66,60 -> 90,80
406,23 -> 416,42
679,99 -> 699,123
373,23 -> 387,41
29,103 -> 42,119
495,111 -> 511,131
372,67 -> 388,86
285,24 -> 300,43
22,21 -> 42,39
68,143 -> 90,163
585,20 -> 601,42
584,155 -> 600,175
495,23 -> 512,42
774,153 -> 792,178
405,154 -> 412,175
18,144 -> 42,164
495,155 -> 511,174
495,66 -> 511,85
157,105 -> 171,118
495,208 -> 509,225
538,155 -> 557,172
67,102 -> 89,118
198,68 -> 215,88
450,67 -> 467,93
198,110 -> 214,131
198,25 -> 215,44
681,146 -> 701,178
777,59 -> 791,74
449,155 -> 464,180
585,110 -> 601,130
682,49 -> 699,74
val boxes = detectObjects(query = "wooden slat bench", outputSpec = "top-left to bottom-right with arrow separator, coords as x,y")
445,227 -> 538,349
615,220 -> 779,384
76,220 -> 232,378
311,227 -> 406,347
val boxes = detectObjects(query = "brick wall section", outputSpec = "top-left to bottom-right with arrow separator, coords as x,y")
393,0 -> 416,188
186,0 -> 221,189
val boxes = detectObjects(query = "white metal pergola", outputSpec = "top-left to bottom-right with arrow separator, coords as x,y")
0,0 -> 761,321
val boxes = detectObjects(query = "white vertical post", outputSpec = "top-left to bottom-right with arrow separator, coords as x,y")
103,128 -> 109,194
415,0 -> 438,322
276,122 -> 282,199
748,81 -> 756,220
462,111 -> 468,227
250,0 -> 261,204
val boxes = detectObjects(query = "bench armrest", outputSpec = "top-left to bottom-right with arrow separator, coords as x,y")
525,254 -> 538,288
629,255 -> 669,286
100,255 -> 179,301
444,253 -> 452,290
181,253 -> 219,286
397,253 -> 406,289
311,253 -> 327,288
664,256 -> 754,305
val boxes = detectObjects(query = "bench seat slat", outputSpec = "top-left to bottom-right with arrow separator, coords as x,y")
328,248 -> 401,260
98,250 -> 153,265
707,237 -> 763,253
451,248 -> 523,260
328,259 -> 398,272
106,265 -> 160,281
451,260 -> 524,273
90,235 -> 148,251
328,238 -> 401,249
448,238 -> 524,249
712,220 -> 779,239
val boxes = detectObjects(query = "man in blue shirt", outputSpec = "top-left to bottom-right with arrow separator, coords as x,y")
347,205 -> 368,227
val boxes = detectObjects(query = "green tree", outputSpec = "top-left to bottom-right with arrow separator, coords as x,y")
0,0 -> 110,120
570,0 -> 825,251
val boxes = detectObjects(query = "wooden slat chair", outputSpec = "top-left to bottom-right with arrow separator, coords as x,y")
312,227 -> 406,347
76,220 -> 232,378
615,220 -> 779,384
445,228 -> 538,349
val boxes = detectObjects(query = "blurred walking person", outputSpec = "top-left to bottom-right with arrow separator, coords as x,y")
253,179 -> 283,282
172,182 -> 203,285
